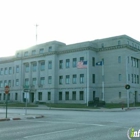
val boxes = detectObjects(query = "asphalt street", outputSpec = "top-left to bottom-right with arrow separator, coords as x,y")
0,109 -> 140,140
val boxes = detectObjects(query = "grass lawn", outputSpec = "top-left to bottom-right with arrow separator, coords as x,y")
105,102 -> 140,109
46,103 -> 140,109
46,103 -> 98,109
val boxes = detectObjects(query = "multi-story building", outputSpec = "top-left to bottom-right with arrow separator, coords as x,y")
0,35 -> 140,104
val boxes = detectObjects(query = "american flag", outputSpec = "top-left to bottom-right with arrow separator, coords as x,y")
77,61 -> 87,69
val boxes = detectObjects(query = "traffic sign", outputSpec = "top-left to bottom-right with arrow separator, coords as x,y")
125,84 -> 130,90
5,85 -> 10,94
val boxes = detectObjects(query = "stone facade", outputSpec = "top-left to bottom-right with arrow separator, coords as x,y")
0,35 -> 140,104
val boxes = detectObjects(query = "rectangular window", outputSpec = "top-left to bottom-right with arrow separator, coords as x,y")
48,46 -> 52,52
66,59 -> 70,68
72,58 -> 77,67
80,57 -> 84,61
39,48 -> 44,54
92,74 -> 95,83
40,61 -> 45,71
8,94 -> 10,100
132,74 -> 133,83
48,92 -> 51,100
128,74 -> 130,81
119,74 -> 122,81
0,93 -> 1,100
131,57 -> 133,66
3,94 -> 5,100
16,79 -> 19,86
137,75 -> 139,84
0,68 -> 3,75
92,57 -> 95,66
15,93 -> 18,100
32,50 -> 36,55
8,80 -> 11,87
38,92 -> 42,100
65,75 -> 70,84
25,64 -> 29,72
118,56 -> 121,63
119,92 -> 121,99
80,74 -> 84,83
25,78 -> 29,86
65,92 -> 69,100
4,80 -> 7,86
59,76 -> 63,85
134,74 -> 136,83
24,51 -> 28,57
48,61 -> 52,69
32,78 -> 36,86
59,60 -> 63,69
32,63 -> 37,72
0,81 -> 3,88
4,68 -> 8,75
40,77 -> 45,85
118,40 -> 121,45
93,91 -> 96,100
72,75 -> 77,84
16,65 -> 19,73
48,76 -> 52,84
79,91 -> 84,100
59,92 -> 62,100
72,91 -> 76,100
137,59 -> 139,68
9,67 -> 12,74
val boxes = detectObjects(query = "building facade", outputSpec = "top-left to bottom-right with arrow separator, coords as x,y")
0,35 -> 140,104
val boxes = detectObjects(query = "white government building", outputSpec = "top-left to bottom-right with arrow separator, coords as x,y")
0,34 -> 140,104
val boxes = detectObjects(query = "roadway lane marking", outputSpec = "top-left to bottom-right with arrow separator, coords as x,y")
20,120 -> 128,128
24,128 -> 76,139
20,120 -> 105,127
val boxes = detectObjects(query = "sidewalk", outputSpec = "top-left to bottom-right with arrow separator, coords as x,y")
0,109 -> 44,121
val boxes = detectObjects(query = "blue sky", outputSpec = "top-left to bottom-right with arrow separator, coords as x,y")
0,0 -> 140,57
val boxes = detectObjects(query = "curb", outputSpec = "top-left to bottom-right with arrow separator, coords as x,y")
0,115 -> 44,122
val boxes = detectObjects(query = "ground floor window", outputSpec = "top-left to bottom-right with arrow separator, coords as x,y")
79,91 -> 84,100
119,92 -> 121,99
65,92 -> 69,100
48,92 -> 51,100
3,94 -> 5,100
38,92 -> 42,100
72,91 -> 76,100
15,93 -> 18,100
59,92 -> 62,100
8,94 -> 10,100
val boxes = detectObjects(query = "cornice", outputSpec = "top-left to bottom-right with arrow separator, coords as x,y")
0,44 -> 139,64
97,44 -> 140,52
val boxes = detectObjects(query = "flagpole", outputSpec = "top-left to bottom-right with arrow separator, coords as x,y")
102,59 -> 105,101
86,51 -> 88,106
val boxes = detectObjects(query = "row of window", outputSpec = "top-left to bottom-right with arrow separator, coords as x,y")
17,46 -> 53,57
101,40 -> 140,49
118,74 -> 139,84
118,56 -> 139,68
59,57 -> 95,69
0,66 -> 19,75
0,91 -> 85,101
0,57 -> 96,75
0,93 -> 18,101
0,74 -> 96,88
